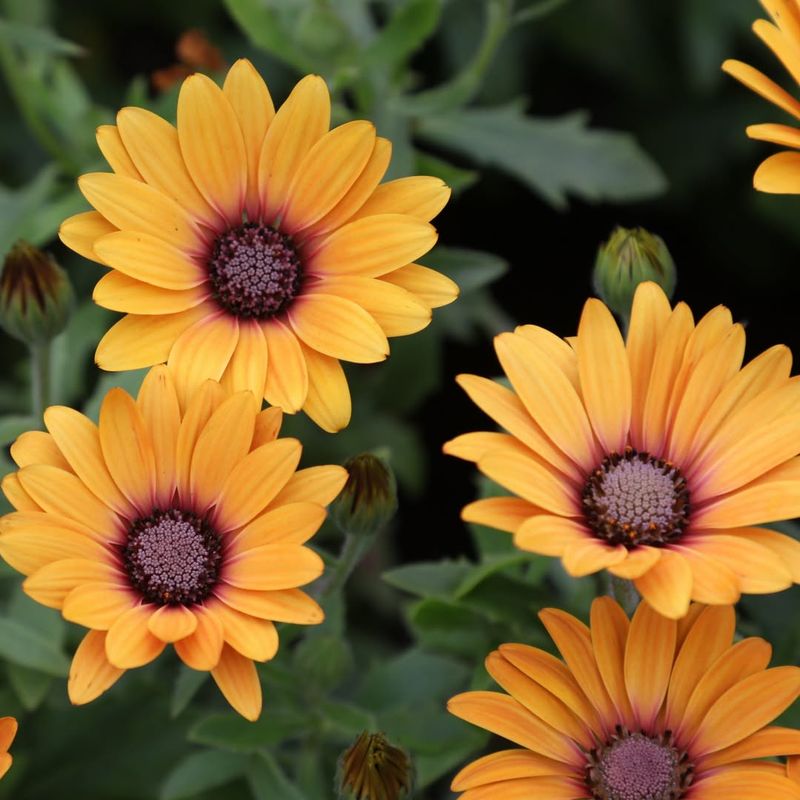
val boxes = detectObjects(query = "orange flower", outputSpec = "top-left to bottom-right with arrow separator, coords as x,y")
59,60 -> 457,431
723,0 -> 800,192
0,366 -> 347,720
0,717 -> 16,779
449,599 -> 800,799
445,281 -> 800,618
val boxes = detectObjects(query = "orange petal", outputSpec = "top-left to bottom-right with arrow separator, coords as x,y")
105,604 -> 166,668
755,150 -> 800,193
68,629 -> 125,705
232,502 -> 326,551
96,124 -> 142,179
211,643 -> 262,720
220,321 -> 268,400
690,766 -> 800,799
214,438 -> 302,532
224,544 -> 324,590
62,582 -> 138,630
174,604 -> 224,670
24,558 -> 123,610
451,749 -> 574,792
207,599 -> 279,661
177,72 -> 247,222
461,496 -> 539,534
701,726 -> 800,769
147,605 -> 198,643
252,406 -> 284,447
93,271 -> 208,314
723,57 -> 800,119
216,586 -> 323,624
633,549 -> 692,619
606,546 -> 662,580
10,429 -> 71,471
267,465 -> 348,508
671,544 -> 741,604
299,343 -> 351,433
457,776 -> 585,800
747,122 -> 800,148
381,262 -> 459,309
59,210 -> 117,263
1,473 -> 39,512
262,319 -> 308,412
562,539 -> 627,577
353,175 -> 450,222
623,601 -> 676,730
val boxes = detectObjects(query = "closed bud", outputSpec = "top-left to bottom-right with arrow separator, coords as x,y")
337,731 -> 412,800
593,227 -> 676,319
0,241 -> 74,345
331,453 -> 397,538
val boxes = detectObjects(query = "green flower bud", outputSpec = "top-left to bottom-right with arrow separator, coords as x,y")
331,453 -> 398,538
337,731 -> 413,800
0,241 -> 74,345
593,227 -> 676,320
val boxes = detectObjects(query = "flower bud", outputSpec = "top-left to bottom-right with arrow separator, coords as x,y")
593,227 -> 676,319
0,241 -> 74,345
331,453 -> 397,538
337,731 -> 412,800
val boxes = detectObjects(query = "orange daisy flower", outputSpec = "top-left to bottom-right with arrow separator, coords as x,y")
723,0 -> 800,192
444,281 -> 800,618
0,366 -> 347,720
449,599 -> 800,799
0,717 -> 16,780
58,59 -> 457,431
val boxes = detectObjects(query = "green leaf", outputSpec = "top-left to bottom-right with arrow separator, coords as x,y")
362,0 -> 441,70
0,617 -> 70,676
417,104 -> 667,208
292,633 -> 354,692
408,598 -> 495,658
0,167 -> 60,258
7,663 -> 51,710
246,752 -> 307,800
415,150 -> 479,194
454,553 -> 533,598
0,18 -> 85,56
383,559 -> 472,597
189,711 -> 313,753
170,667 -> 208,719
0,415 -> 36,446
319,698 -> 376,740
512,0 -> 572,25
425,246 -> 508,293
160,749 -> 247,800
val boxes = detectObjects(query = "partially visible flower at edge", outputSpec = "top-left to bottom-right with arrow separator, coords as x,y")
444,280 -> 800,619
449,599 -> 800,798
151,29 -> 227,94
0,365 -> 348,720
59,59 -> 458,432
723,2 -> 800,193
337,731 -> 413,800
0,717 -> 16,780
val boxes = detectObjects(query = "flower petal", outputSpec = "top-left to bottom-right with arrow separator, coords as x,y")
147,605 -> 198,643
353,176 -> 450,222
105,604 -> 166,668
68,630 -> 125,705
96,124 -> 142,179
232,502 -> 326,552
299,343 -> 351,433
93,271 -> 208,314
224,543 -> 324,590
267,465 -> 348,508
633,549 -> 692,619
62,582 -> 138,630
382,263 -> 459,308
263,319 -> 308,412
451,750 -> 574,792
174,604 -> 224,670
220,321 -> 268,400
562,539 -> 626,577
461,496 -> 539,534
59,211 -> 116,262
216,586 -> 323,624
24,558 -> 122,610
208,599 -> 279,661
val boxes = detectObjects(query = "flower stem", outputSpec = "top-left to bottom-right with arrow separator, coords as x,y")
30,342 -> 51,422
611,575 -> 640,615
321,533 -> 373,598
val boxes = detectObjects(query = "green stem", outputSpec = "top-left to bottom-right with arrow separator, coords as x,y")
30,341 -> 51,423
611,575 -> 640,615
322,533 -> 373,598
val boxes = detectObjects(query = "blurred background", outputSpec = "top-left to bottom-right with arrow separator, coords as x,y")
1,0 -> 799,798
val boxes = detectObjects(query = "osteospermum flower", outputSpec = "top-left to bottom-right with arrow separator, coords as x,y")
444,281 -> 800,618
449,599 -> 800,799
59,59 -> 457,431
723,1 -> 800,193
0,366 -> 347,720
0,718 -> 16,779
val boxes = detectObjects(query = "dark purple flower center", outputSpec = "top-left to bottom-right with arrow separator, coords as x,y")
587,732 -> 691,800
123,509 -> 222,605
583,447 -> 689,548
208,222 -> 302,319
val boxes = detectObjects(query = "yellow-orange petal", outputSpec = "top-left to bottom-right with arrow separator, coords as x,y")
514,516 -> 589,556
633,549 -> 692,619
211,643 -> 262,720
96,306 -> 210,372
282,121 -> 376,234
94,231 -> 206,289
214,438 -> 302,532
381,262 -> 459,308
723,58 -> 800,119
11,430 -> 70,471
259,74 -> 330,223
267,464 -> 348,508
105,604 -> 166,668
461,496 -> 539,533
1,474 -> 39,512
208,599 -> 279,661
755,151 -> 800,193
300,343 -> 351,433
624,601 -> 677,730
445,431 -> 525,463
577,298 -> 631,453
232,502 -> 326,551
174,605 -> 224,670
671,544 -> 741,604
68,629 -> 125,705
224,543 -> 324,591
59,211 -> 117,263
690,766 -> 800,799
222,59 -> 274,219
62,582 -> 138,630
116,106 -> 222,228
562,539 -> 627,577
217,586 -> 323,624
252,406 -> 284,447
288,293 -> 389,364
451,749 -> 574,792
24,558 -> 121,609
96,124 -> 142,179
701,726 -> 800,769
306,213 -> 437,278
99,388 -> 157,512
747,122 -> 800,148
606,546 -> 662,580
220,321 -> 268,400
78,172 -> 207,255
263,319 -> 309,412
189,390 -> 257,512
457,776 -> 584,800
93,271 -> 208,314
353,176 -> 451,222
147,604 -> 198,643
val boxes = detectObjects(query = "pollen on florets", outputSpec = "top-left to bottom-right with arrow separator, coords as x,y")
583,447 -> 690,548
123,508 -> 222,605
208,222 -> 303,319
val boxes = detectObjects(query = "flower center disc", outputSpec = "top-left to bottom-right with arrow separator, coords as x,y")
588,733 -> 689,800
583,448 -> 689,547
123,509 -> 222,605
208,222 -> 303,319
